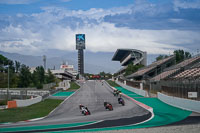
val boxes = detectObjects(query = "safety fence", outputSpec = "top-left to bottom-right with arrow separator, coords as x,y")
160,79 -> 200,101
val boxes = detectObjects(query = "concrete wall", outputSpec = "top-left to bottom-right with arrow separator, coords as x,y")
16,95 -> 42,107
158,92 -> 200,113
116,80 -> 147,97
0,90 -> 49,96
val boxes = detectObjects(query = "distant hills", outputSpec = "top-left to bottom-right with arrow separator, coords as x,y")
0,51 -> 120,74
0,50 -> 159,74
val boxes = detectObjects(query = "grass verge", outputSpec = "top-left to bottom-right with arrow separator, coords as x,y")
106,80 -> 121,87
66,81 -> 80,91
0,99 -> 63,123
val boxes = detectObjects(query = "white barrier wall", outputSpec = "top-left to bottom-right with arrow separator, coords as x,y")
158,92 -> 200,113
16,95 -> 42,107
116,80 -> 147,97
0,90 -> 49,96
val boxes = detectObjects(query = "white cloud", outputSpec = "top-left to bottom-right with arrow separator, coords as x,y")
1,22 -> 199,56
174,0 -> 200,11
39,6 -> 131,22
60,0 -> 71,2
168,18 -> 184,23
0,0 -> 38,4
1,3 -> 200,56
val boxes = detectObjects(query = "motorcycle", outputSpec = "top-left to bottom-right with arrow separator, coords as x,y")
79,105 -> 91,116
104,102 -> 113,111
118,97 -> 125,106
82,107 -> 91,115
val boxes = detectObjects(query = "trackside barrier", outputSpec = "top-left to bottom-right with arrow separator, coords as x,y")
7,101 -> 17,108
16,95 -> 42,107
158,92 -> 200,113
115,80 -> 147,97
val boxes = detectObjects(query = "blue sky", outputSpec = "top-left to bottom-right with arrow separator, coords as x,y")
0,0 -> 200,56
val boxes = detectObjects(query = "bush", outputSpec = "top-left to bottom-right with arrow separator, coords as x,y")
36,83 -> 43,89
0,100 -> 7,106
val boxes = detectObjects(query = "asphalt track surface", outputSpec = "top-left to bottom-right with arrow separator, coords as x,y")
0,80 -> 150,132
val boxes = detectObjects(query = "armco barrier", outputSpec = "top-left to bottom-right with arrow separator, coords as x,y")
16,95 -> 42,107
158,92 -> 200,113
115,80 -> 147,97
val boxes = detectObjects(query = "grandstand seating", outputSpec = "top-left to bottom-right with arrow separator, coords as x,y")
165,55 -> 200,71
172,67 -> 200,79
127,56 -> 175,78
151,55 -> 200,81
151,68 -> 179,82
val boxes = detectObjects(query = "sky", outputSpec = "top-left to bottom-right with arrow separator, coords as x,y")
0,0 -> 200,56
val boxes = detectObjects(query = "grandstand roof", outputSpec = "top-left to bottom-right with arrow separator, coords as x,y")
112,49 -> 144,61
127,55 -> 175,78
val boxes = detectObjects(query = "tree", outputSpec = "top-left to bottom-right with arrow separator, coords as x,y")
15,61 -> 21,73
46,69 -> 55,83
18,64 -> 32,88
156,55 -> 169,61
32,66 -> 45,89
0,55 -> 10,72
124,63 -> 144,76
174,50 -> 191,63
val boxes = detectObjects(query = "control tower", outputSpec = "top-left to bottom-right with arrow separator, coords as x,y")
76,34 -> 85,76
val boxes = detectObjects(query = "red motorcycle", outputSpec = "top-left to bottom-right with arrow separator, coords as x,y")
79,105 -> 91,115
104,102 -> 113,111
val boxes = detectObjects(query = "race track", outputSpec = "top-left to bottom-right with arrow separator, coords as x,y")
0,80 -> 151,132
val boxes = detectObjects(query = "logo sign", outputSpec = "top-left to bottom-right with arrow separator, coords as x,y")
76,34 -> 85,49
188,92 -> 197,98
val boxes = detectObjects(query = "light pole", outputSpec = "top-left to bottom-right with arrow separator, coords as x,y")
8,65 -> 9,100
4,65 -> 10,100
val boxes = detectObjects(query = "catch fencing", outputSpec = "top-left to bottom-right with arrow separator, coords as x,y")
161,79 -> 200,101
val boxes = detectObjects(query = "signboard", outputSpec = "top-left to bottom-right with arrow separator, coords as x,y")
76,34 -> 85,49
140,83 -> 143,90
188,92 -> 197,98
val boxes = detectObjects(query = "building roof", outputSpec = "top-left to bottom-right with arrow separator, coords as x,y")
112,49 -> 144,61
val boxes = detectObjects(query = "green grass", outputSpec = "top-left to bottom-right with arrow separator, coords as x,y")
67,81 -> 80,91
0,100 -> 7,106
106,80 -> 121,87
0,99 -> 63,123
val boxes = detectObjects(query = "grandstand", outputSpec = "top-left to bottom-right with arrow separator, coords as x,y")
113,50 -> 200,100
126,55 -> 175,80
151,55 -> 200,82
112,49 -> 147,75
172,68 -> 200,79
154,55 -> 200,100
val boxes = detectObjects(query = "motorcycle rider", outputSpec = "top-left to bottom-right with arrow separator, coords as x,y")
118,96 -> 125,106
79,104 -> 89,114
104,102 -> 113,111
